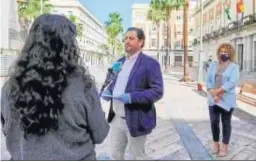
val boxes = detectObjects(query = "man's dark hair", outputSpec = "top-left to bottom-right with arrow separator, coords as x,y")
126,27 -> 145,48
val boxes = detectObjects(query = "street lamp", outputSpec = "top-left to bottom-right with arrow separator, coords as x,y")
40,0 -> 43,14
197,0 -> 204,91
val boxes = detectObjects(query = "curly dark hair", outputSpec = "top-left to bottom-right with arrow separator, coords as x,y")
8,14 -> 93,137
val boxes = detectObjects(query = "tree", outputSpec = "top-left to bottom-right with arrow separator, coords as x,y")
151,0 -> 185,72
180,0 -> 191,82
99,43 -> 110,55
147,3 -> 167,62
105,12 -> 123,61
115,40 -> 124,57
68,14 -> 83,37
17,0 -> 53,38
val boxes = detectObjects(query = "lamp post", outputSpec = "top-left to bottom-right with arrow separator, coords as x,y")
197,0 -> 204,91
40,0 -> 43,14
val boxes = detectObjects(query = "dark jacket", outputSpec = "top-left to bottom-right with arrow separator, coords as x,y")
1,73 -> 109,160
107,53 -> 164,137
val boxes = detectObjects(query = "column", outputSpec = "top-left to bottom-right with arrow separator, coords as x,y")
249,35 -> 253,72
9,0 -> 22,49
252,34 -> 256,72
242,36 -> 246,72
243,36 -> 251,72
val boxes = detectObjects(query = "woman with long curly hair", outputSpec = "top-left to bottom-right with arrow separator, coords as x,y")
1,14 -> 109,160
206,43 -> 239,157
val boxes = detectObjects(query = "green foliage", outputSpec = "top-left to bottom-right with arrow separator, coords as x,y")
68,14 -> 83,37
150,0 -> 185,16
147,4 -> 167,24
104,12 -> 124,57
18,0 -> 53,38
18,0 -> 53,22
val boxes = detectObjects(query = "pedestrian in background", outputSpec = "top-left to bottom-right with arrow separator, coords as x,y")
1,14 -> 109,160
101,27 -> 163,160
206,43 -> 239,157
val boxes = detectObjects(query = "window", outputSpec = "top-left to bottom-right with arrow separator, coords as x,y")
216,17 -> 221,29
176,41 -> 181,48
189,41 -> 192,48
163,24 -> 167,32
151,38 -> 156,47
152,25 -> 157,32
164,39 -> 167,47
136,13 -> 145,21
211,24 -> 214,32
177,16 -> 182,20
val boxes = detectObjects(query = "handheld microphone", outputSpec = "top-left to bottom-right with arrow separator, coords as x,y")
99,68 -> 115,96
99,62 -> 122,96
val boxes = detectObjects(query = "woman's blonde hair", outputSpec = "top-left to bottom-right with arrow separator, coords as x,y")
216,43 -> 236,62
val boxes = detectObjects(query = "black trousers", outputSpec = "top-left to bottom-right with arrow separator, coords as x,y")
209,105 -> 234,144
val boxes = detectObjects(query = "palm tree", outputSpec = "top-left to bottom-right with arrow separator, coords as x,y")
105,12 -> 123,61
116,40 -> 124,57
151,0 -> 185,72
68,14 -> 83,37
17,0 -> 53,37
180,0 -> 191,82
147,3 -> 167,63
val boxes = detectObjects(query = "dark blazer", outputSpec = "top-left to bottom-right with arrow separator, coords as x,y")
107,52 -> 164,137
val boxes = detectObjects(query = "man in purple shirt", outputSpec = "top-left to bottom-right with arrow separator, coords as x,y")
102,27 -> 163,160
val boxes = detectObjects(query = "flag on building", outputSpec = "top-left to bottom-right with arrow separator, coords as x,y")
224,0 -> 232,20
216,1 -> 222,17
236,0 -> 245,13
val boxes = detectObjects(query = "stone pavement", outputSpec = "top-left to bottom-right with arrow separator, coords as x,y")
163,74 -> 256,160
94,66 -> 256,160
1,66 -> 256,160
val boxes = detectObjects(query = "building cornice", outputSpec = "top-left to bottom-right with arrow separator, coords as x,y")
51,0 -> 104,29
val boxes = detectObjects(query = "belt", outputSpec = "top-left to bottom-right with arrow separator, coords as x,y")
120,117 -> 126,119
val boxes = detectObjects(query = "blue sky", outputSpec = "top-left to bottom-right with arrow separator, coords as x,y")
79,0 -> 150,30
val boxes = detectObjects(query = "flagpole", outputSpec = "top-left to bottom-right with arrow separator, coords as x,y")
223,0 -> 226,28
221,0 -> 224,28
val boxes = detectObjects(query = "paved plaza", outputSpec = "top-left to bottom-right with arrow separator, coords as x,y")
1,65 -> 256,160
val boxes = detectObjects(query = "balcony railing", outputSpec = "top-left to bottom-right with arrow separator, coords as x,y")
193,13 -> 256,46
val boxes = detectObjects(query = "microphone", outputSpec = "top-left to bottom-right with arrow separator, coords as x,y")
99,62 -> 122,96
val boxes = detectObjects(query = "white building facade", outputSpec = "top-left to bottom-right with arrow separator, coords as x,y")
50,0 -> 107,65
132,2 -> 196,67
193,0 -> 256,72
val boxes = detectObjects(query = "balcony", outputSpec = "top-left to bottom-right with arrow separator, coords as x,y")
243,13 -> 256,26
227,21 -> 239,31
210,31 -> 218,39
192,13 -> 256,46
218,27 -> 226,36
202,33 -> 211,42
